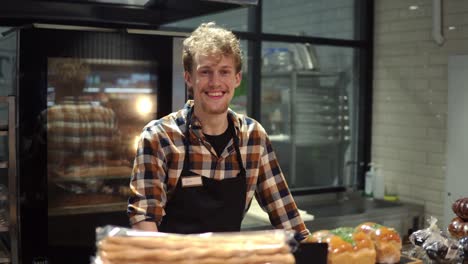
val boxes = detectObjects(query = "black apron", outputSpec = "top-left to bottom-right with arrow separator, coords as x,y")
158,108 -> 247,234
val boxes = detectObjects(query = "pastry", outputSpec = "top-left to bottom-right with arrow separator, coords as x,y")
452,197 -> 468,221
355,222 -> 402,263
448,216 -> 468,239
309,228 -> 376,264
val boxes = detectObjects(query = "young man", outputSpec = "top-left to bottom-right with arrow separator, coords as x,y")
127,22 -> 310,240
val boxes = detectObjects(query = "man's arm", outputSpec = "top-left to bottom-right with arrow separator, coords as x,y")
127,126 -> 168,230
255,134 -> 310,241
132,221 -> 158,232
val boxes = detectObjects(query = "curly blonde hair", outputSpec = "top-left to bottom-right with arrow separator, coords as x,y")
183,22 -> 243,74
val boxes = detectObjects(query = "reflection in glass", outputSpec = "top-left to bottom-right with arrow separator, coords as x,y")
262,0 -> 357,40
46,58 -> 157,213
161,7 -> 249,32
261,42 -> 358,190
229,40 -> 249,115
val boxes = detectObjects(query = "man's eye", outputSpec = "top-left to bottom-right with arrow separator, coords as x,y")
220,70 -> 231,75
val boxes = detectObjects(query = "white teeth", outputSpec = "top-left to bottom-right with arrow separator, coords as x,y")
207,92 -> 223,96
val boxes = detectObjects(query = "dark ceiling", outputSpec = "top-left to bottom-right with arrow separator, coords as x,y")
0,0 -> 243,28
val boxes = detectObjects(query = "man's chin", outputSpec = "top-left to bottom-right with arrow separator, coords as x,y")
203,105 -> 229,115
206,108 -> 228,115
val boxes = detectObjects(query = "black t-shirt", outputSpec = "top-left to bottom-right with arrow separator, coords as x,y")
203,120 -> 233,157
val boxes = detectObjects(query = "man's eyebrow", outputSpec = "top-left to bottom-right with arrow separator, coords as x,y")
197,65 -> 233,70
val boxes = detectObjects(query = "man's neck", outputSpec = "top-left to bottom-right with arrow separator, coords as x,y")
194,109 -> 229,136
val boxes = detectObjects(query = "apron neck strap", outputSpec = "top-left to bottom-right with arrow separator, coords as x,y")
229,116 -> 246,176
183,107 -> 193,172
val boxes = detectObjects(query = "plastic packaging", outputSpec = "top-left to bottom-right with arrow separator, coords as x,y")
373,164 -> 385,199
408,216 -> 461,264
93,225 -> 297,264
364,163 -> 375,198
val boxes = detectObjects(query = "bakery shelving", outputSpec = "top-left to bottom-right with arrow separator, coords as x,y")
261,70 -> 350,188
0,96 -> 18,264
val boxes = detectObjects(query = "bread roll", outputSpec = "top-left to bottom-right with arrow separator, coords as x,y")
356,222 -> 402,263
308,228 -> 376,264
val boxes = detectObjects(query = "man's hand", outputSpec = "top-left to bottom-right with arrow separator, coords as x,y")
132,221 -> 158,232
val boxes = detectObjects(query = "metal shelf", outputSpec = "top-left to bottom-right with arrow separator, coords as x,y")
48,202 -> 127,216
262,71 -> 349,187
262,70 -> 342,78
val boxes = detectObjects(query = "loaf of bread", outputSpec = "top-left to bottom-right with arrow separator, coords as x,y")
308,228 -> 376,264
355,222 -> 402,263
96,230 -> 295,264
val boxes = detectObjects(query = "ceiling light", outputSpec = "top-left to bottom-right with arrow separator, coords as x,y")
448,26 -> 456,30
93,0 -> 151,6
409,5 -> 419,10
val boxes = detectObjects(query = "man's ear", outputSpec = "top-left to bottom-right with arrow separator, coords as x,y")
184,71 -> 193,88
235,71 -> 242,88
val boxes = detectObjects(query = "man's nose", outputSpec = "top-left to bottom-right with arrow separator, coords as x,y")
209,72 -> 221,87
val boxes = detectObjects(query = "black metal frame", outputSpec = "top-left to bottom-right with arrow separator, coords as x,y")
357,0 -> 375,191
0,0 -> 240,28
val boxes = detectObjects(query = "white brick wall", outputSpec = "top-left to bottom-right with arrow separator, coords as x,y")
374,0 -> 468,223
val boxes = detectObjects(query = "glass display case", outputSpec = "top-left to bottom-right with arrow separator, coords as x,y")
16,27 -> 173,263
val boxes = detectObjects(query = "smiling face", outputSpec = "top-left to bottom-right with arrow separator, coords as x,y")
185,53 -> 241,117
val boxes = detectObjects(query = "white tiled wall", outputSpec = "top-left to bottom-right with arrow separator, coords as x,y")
373,0 -> 468,223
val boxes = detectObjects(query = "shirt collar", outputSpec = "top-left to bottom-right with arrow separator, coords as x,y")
182,100 -> 241,136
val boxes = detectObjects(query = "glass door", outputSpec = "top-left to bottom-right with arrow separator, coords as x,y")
18,27 -> 173,263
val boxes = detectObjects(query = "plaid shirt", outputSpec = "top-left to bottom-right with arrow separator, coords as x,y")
128,100 -> 310,238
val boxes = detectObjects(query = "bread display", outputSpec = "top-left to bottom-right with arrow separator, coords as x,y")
308,228 -> 376,264
355,222 -> 402,263
95,226 -> 295,264
308,223 -> 402,264
51,165 -> 132,179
